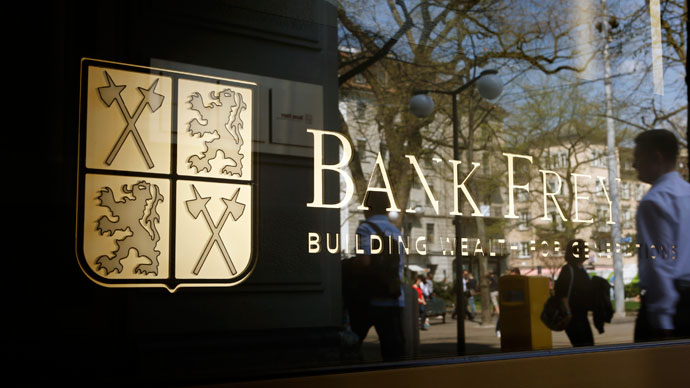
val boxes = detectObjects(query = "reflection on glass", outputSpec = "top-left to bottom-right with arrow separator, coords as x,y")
337,0 -> 687,365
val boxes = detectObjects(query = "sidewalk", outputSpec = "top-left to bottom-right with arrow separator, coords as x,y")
361,312 -> 637,361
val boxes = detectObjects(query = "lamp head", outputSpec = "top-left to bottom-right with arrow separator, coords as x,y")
409,93 -> 434,118
476,70 -> 503,100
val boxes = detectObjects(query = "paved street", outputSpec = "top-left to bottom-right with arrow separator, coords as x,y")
361,311 -> 637,361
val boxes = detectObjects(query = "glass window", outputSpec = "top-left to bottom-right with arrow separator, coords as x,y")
333,0 -> 687,368
591,149 -> 607,168
519,242 -> 531,258
621,182 -> 631,200
518,211 -> 530,231
426,223 -> 435,242
54,1 -> 690,382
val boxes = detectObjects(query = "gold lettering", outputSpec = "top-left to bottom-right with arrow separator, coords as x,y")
503,153 -> 533,219
572,173 -> 593,223
371,234 -> 383,254
406,155 -> 440,214
540,240 -> 549,257
449,160 -> 482,216
307,129 -> 354,209
416,237 -> 427,255
497,239 -> 506,256
597,176 -> 615,224
326,233 -> 338,254
539,169 -> 567,221
398,235 -> 411,255
461,237 -> 469,256
440,237 -> 454,256
358,152 -> 401,212
474,239 -> 484,255
308,232 -> 321,253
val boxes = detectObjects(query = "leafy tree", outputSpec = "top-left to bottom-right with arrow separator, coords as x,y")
338,0 -> 602,326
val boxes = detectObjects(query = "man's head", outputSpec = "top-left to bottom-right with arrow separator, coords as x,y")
510,267 -> 520,275
633,129 -> 679,184
363,191 -> 391,217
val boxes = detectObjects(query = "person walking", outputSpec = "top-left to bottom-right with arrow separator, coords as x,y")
556,239 -> 594,347
349,191 -> 406,360
420,274 -> 431,328
489,272 -> 499,316
412,275 -> 427,330
466,272 -> 477,320
632,129 -> 690,341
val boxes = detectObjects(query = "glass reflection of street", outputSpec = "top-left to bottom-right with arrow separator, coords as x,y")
360,312 -> 637,361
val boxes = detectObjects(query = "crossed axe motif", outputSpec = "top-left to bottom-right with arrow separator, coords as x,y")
98,71 -> 164,169
186,185 -> 246,275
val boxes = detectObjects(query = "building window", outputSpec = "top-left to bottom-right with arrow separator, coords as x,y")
622,208 -> 634,229
426,223 -> 435,242
596,206 -> 610,232
519,242 -> 530,258
518,211 -> 529,231
595,179 -> 604,197
353,73 -> 366,84
377,70 -> 387,86
551,152 -> 568,169
621,182 -> 631,200
635,183 -> 645,201
591,149 -> 606,168
623,159 -> 634,172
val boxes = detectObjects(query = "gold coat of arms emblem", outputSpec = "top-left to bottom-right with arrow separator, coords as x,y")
77,58 -> 257,292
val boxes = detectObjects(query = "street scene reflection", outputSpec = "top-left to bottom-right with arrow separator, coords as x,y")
337,0 -> 688,363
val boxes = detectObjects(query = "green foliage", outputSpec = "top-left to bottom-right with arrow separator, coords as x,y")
625,278 -> 640,298
432,280 -> 455,305
612,300 -> 640,312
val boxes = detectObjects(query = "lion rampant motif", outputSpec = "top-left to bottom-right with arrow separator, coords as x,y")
95,180 -> 164,275
187,88 -> 246,176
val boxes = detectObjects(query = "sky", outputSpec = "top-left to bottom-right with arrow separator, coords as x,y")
338,0 -> 687,142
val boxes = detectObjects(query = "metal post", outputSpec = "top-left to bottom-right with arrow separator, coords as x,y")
452,92 -> 465,356
412,69 -> 498,356
602,0 -> 625,317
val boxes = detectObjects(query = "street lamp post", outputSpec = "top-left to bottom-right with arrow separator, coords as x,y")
409,69 -> 502,355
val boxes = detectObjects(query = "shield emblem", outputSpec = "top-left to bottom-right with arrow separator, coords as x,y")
77,58 -> 257,292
